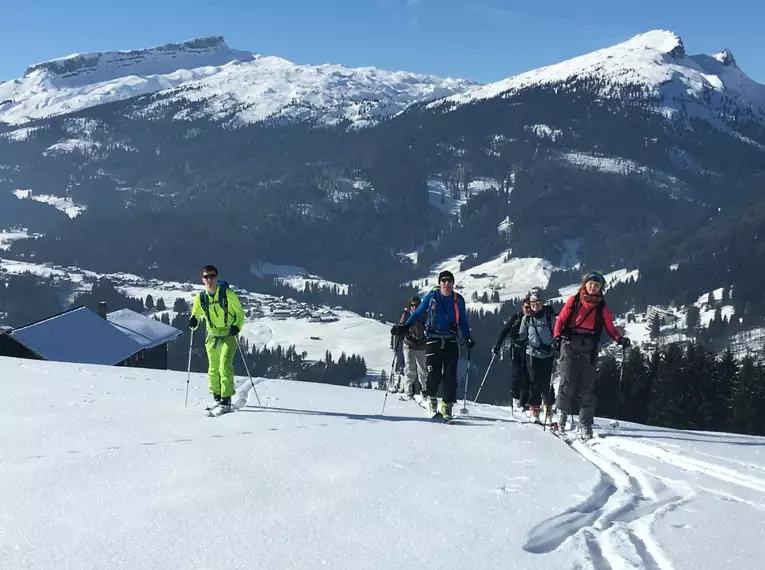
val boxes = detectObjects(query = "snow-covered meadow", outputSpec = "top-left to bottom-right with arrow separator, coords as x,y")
1,355 -> 763,569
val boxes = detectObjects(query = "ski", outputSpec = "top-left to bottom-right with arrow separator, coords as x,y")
205,404 -> 234,417
548,426 -> 575,446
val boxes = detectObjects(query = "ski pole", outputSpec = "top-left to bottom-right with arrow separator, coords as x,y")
236,337 -> 262,408
460,348 -> 472,415
509,344 -> 515,419
543,356 -> 557,431
473,351 -> 497,406
184,328 -> 194,408
381,332 -> 401,415
614,345 -> 626,426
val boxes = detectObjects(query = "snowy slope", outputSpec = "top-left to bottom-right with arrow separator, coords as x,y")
409,252 -> 555,312
12,188 -> 86,218
0,257 -> 389,373
2,355 -> 764,569
0,229 -> 30,250
431,30 -> 765,135
0,36 -> 475,127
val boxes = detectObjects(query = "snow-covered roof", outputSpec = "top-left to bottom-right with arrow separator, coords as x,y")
106,309 -> 182,350
9,306 -> 143,366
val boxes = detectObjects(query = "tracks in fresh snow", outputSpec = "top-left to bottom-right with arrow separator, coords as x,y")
524,434 -> 691,570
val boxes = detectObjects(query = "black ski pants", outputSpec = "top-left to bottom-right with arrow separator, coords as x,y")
425,338 -> 460,403
526,353 -> 555,408
556,335 -> 597,426
510,344 -> 529,406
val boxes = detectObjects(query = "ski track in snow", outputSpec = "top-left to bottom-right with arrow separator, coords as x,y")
524,431 -> 692,570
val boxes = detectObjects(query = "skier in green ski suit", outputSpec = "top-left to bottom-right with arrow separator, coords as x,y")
188,265 -> 245,411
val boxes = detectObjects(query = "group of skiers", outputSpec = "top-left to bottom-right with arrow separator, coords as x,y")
188,263 -> 631,438
390,270 -> 630,439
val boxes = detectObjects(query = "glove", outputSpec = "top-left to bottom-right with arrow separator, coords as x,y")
552,337 -> 561,351
491,345 -> 501,355
395,323 -> 410,337
229,325 -> 240,336
188,316 -> 198,329
617,336 -> 631,347
466,338 -> 475,350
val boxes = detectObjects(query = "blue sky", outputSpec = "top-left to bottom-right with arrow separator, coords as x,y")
1,0 -> 763,84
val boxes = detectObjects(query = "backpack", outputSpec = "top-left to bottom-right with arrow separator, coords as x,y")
427,288 -> 460,336
562,294 -> 607,363
528,305 -> 556,349
562,294 -> 606,338
199,280 -> 231,327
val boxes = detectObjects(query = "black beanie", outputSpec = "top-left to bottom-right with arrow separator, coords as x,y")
438,270 -> 455,282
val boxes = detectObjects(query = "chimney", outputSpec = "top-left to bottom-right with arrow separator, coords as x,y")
97,301 -> 108,319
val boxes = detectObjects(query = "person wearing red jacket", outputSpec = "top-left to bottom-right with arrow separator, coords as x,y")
552,271 -> 630,440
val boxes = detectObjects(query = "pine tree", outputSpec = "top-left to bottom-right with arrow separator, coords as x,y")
379,369 -> 388,390
156,297 -> 166,311
145,294 -> 154,310
685,305 -> 700,336
620,346 -> 651,424
160,312 -> 170,325
715,347 -> 737,431
649,343 -> 684,427
595,355 -> 620,419
174,297 -> 190,313
650,314 -> 661,340
492,290 -> 500,302
730,355 -> 758,434
680,343 -> 716,430
480,291 -> 489,303
471,291 -> 479,302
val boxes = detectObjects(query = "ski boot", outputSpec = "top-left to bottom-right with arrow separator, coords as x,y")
550,412 -> 567,433
512,398 -> 521,411
579,423 -> 593,442
428,397 -> 439,417
441,401 -> 454,423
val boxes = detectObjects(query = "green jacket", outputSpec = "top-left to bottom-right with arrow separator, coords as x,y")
191,284 -> 244,337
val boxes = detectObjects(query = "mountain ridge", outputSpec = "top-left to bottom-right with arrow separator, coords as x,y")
0,35 -> 476,127
430,30 -> 765,133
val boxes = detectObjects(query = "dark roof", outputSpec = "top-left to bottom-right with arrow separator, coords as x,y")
106,309 -> 182,350
10,306 -> 144,366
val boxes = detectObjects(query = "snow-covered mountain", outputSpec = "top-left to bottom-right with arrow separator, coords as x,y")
0,36 -> 475,127
432,30 -> 765,137
2,354 -> 763,569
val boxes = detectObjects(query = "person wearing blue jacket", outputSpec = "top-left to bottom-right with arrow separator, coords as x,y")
396,270 -> 475,421
517,291 -> 557,423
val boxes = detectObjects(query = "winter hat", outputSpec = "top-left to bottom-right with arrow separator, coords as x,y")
409,296 -> 421,306
527,286 -> 543,303
438,270 -> 455,282
581,271 -> 606,291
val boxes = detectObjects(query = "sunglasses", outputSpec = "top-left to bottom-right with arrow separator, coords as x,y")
530,300 -> 542,307
202,274 -> 217,280
440,278 -> 454,283
409,303 -> 419,307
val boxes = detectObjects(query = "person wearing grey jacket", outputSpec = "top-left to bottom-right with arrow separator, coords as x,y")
517,292 -> 557,422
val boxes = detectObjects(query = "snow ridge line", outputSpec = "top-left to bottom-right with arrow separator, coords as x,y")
524,432 -> 692,570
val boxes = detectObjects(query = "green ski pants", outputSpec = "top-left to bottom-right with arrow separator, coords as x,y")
205,335 -> 238,398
